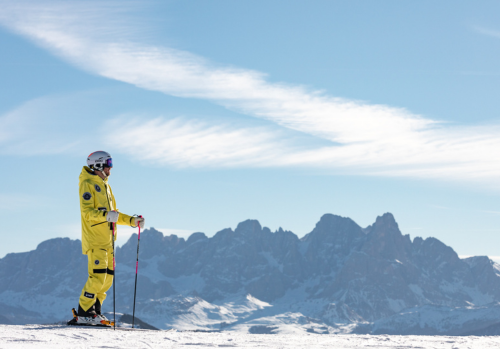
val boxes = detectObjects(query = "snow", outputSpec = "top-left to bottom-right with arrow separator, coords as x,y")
386,298 -> 406,313
438,280 -> 494,306
371,303 -> 500,335
492,262 -> 500,277
135,255 -> 168,282
166,273 -> 206,294
1,325 -> 500,348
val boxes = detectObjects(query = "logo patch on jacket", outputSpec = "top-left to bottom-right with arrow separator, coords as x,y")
84,292 -> 95,299
82,192 -> 92,201
94,184 -> 101,192
94,260 -> 100,265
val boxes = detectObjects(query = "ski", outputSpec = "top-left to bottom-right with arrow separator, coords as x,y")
66,309 -> 161,331
67,319 -> 112,328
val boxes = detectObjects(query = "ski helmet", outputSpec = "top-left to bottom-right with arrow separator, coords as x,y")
87,151 -> 113,172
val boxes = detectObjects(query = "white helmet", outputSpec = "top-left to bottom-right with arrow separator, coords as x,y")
87,151 -> 113,172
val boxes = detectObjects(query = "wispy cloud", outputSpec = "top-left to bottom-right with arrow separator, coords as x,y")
430,205 -> 451,210
1,1 -> 500,185
114,226 -> 195,248
480,210 -> 500,215
0,193 -> 42,210
0,96 -> 85,155
461,255 -> 500,265
430,205 -> 500,216
105,116 -> 301,168
473,26 -> 500,39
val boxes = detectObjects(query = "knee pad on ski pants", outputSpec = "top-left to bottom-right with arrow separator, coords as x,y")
79,248 -> 114,312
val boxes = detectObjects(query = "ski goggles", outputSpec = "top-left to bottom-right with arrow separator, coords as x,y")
104,158 -> 113,168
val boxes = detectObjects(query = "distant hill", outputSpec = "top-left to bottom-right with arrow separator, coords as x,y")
2,213 -> 500,335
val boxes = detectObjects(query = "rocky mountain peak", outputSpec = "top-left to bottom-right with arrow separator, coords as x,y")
303,214 -> 363,241
140,227 -> 171,247
373,212 -> 398,230
318,213 -> 357,228
144,227 -> 164,238
362,212 -> 412,261
235,219 -> 263,235
187,232 -> 208,244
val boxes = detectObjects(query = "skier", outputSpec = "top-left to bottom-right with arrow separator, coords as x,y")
72,151 -> 145,326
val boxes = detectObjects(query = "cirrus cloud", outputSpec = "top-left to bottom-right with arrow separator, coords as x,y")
1,0 -> 499,186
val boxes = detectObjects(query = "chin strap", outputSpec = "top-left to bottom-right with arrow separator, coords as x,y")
94,169 -> 107,179
90,166 -> 107,179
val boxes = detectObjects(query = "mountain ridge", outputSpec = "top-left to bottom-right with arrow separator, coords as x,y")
1,212 -> 500,335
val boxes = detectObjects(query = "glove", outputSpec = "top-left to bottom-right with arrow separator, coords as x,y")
134,216 -> 145,229
106,210 -> 119,223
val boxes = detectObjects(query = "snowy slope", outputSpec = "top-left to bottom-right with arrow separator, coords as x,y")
370,303 -> 500,335
2,325 -> 500,349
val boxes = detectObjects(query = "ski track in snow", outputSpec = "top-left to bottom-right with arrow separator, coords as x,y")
1,325 -> 500,348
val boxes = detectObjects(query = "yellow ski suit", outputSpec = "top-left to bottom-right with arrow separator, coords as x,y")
78,166 -> 135,312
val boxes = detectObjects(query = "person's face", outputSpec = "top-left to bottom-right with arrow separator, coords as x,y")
103,166 -> 112,177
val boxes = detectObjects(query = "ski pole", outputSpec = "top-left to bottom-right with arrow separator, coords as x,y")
112,222 -> 116,331
132,215 -> 143,328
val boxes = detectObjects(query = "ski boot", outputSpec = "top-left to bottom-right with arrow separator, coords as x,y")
94,299 -> 114,326
67,308 -> 114,327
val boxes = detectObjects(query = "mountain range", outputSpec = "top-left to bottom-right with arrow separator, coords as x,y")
2,213 -> 500,335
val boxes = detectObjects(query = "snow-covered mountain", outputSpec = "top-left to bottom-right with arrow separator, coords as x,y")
2,213 -> 500,335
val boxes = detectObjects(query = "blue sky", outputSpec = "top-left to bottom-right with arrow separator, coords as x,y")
1,0 -> 500,259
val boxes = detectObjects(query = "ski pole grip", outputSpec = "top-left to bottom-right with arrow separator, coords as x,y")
136,215 -> 142,274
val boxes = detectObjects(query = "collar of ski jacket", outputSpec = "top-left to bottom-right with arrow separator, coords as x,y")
79,166 -> 108,185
